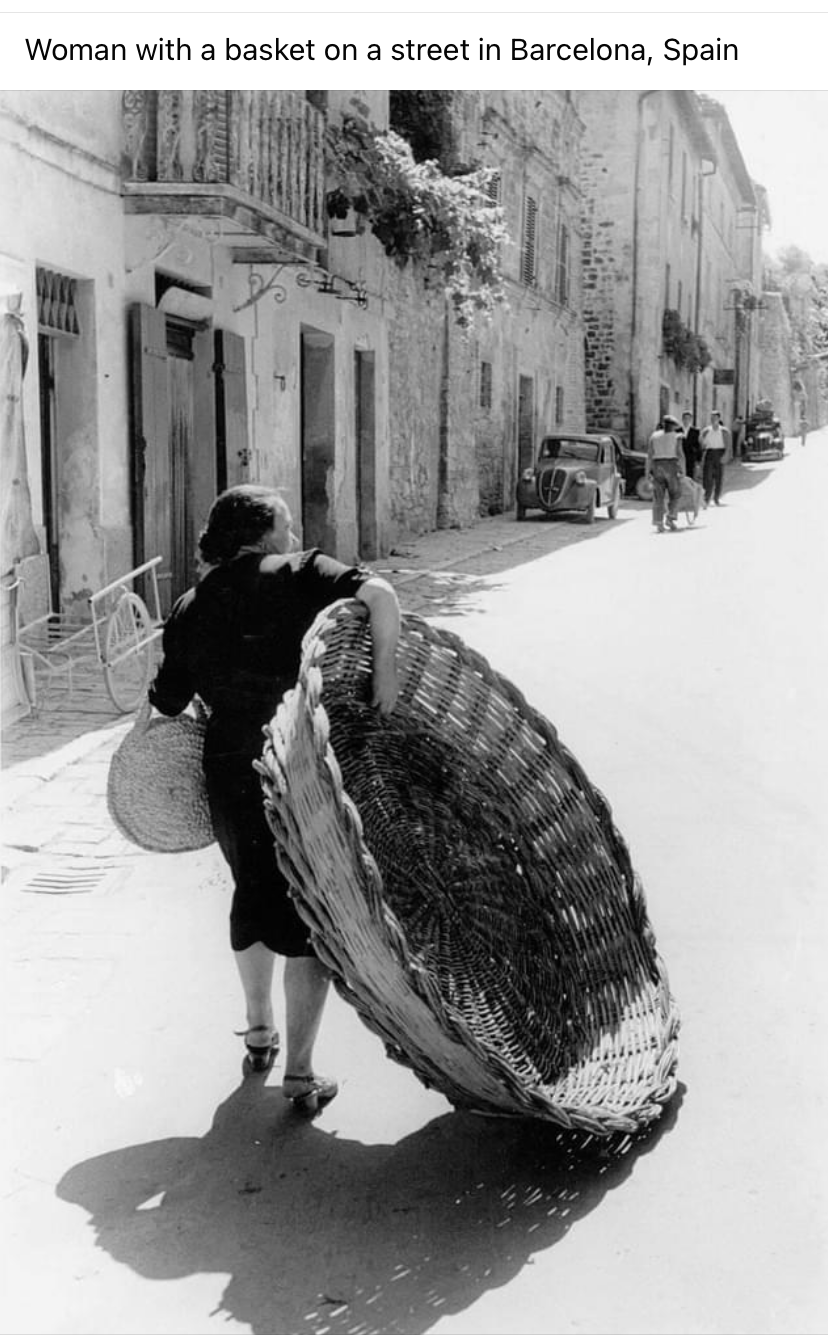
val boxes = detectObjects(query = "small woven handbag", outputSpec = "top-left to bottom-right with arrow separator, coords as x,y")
107,700 -> 214,852
260,600 -> 680,1136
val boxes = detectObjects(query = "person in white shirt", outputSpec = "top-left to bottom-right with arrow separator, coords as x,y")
700,410 -> 732,506
645,414 -> 686,532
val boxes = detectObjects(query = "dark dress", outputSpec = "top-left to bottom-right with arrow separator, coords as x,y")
149,549 -> 370,954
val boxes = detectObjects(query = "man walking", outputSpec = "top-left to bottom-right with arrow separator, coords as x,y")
700,409 -> 731,506
680,411 -> 701,480
646,414 -> 686,532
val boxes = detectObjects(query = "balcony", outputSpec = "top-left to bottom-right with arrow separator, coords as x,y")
122,91 -> 326,262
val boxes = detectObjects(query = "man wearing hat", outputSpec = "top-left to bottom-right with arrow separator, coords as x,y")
645,414 -> 686,532
700,409 -> 732,506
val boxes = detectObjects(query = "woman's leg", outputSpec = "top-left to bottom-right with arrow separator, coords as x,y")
652,468 -> 665,527
666,462 -> 680,521
283,955 -> 331,1077
234,941 -> 276,1031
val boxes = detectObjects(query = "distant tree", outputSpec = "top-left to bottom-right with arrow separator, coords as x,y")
764,245 -> 828,408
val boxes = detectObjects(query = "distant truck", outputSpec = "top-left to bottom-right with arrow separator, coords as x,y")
744,400 -> 785,460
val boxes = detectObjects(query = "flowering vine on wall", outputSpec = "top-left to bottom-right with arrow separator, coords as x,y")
662,308 -> 712,373
326,119 -> 507,329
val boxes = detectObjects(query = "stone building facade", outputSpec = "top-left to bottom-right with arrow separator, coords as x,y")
578,91 -> 765,448
1,88 -> 587,720
757,292 -> 796,431
1,91 -> 395,628
696,96 -> 765,428
384,91 -> 586,541
0,89 -> 398,722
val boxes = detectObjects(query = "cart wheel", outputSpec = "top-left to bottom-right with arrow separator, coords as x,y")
103,592 -> 153,712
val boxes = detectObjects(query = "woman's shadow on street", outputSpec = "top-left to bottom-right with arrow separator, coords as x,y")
58,1075 -> 684,1334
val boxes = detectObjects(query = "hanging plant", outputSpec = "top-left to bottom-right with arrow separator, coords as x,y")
662,308 -> 712,372
326,119 -> 507,329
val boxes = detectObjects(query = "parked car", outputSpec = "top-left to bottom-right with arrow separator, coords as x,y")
607,432 -> 652,500
744,400 -> 784,460
516,433 -> 623,523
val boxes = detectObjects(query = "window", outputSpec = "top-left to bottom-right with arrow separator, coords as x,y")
479,360 -> 492,410
665,263 -> 671,308
677,280 -> 683,317
521,195 -> 538,287
555,385 -> 564,424
556,223 -> 570,306
485,172 -> 501,205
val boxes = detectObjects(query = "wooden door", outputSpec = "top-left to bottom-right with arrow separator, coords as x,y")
215,329 -> 249,490
301,328 -> 336,553
355,350 -> 377,560
517,374 -> 535,477
130,305 -> 173,612
37,334 -> 60,609
129,305 -> 218,612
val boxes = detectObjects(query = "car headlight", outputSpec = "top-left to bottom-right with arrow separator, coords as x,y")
574,470 -> 587,485
521,468 -> 535,482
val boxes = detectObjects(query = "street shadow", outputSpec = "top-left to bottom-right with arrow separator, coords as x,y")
393,568 -> 508,622
1,656 -> 140,768
57,1077 -> 684,1334
724,461 -> 779,494
390,515 -> 636,622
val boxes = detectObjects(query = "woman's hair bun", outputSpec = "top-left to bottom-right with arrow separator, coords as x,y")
198,486 -> 290,566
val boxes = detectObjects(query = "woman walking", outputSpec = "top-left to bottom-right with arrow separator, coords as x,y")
148,485 -> 400,1113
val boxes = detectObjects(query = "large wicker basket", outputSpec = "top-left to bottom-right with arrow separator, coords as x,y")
259,601 -> 679,1135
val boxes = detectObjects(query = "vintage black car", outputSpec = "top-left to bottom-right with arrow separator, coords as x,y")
516,433 -> 623,522
608,432 -> 652,499
744,401 -> 785,460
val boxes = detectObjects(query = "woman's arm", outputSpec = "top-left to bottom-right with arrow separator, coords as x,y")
147,597 -> 196,716
355,577 -> 400,716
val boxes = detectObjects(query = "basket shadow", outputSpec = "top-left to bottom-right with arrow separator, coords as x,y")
57,1076 -> 684,1335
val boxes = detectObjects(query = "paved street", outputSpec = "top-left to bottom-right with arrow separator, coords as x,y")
2,438 -> 827,1335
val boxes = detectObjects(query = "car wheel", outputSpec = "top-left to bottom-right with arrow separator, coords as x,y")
608,487 -> 620,519
583,493 -> 596,525
635,475 -> 653,501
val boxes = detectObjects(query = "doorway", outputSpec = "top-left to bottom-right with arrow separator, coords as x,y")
37,334 -> 60,609
129,304 -> 218,613
300,328 -> 336,553
517,374 -> 535,477
355,350 -> 377,560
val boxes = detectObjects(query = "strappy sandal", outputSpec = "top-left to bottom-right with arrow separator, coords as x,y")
236,1026 -> 280,1072
282,1072 -> 339,1116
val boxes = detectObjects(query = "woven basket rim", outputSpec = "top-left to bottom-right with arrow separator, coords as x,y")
261,600 -> 680,1135
107,707 -> 215,853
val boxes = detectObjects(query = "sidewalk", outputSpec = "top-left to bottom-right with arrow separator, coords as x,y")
0,504 -> 570,828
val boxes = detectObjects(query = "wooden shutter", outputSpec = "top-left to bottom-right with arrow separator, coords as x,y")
521,195 -> 538,287
129,303 -> 173,613
191,329 -> 218,567
556,223 -> 569,306
214,329 -> 249,490
485,171 -> 501,205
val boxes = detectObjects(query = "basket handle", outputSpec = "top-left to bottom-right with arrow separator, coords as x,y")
132,694 -> 208,736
